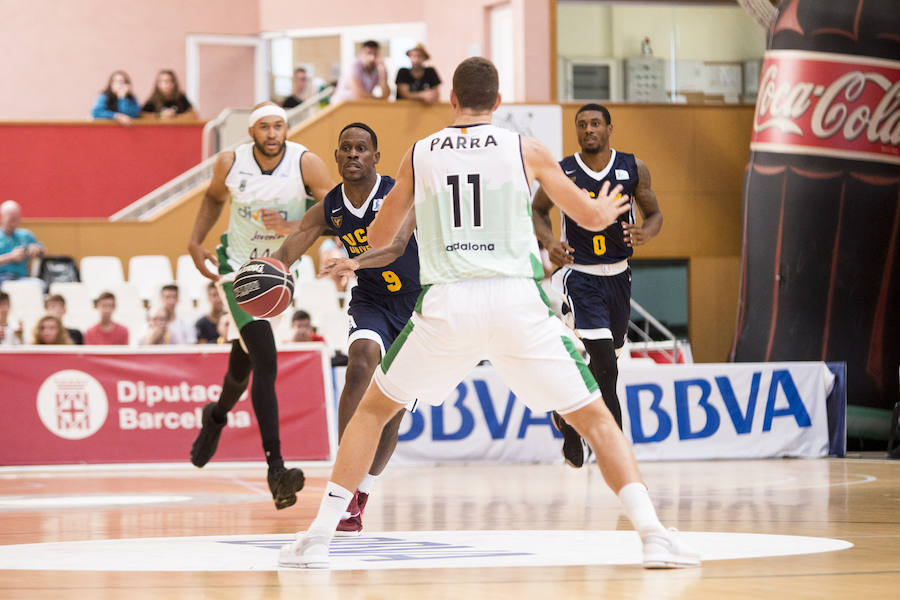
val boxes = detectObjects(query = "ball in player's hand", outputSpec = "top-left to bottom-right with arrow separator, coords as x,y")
233,257 -> 294,318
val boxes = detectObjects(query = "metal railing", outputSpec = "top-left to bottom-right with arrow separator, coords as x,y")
627,298 -> 689,363
110,86 -> 333,222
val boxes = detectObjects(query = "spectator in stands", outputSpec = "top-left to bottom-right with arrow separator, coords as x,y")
31,314 -> 72,345
141,69 -> 197,121
0,291 -> 23,346
395,43 -> 441,103
138,305 -> 171,345
330,40 -> 389,103
282,67 -> 310,109
196,282 -> 225,344
91,70 -> 141,126
0,200 -> 44,285
159,284 -> 196,344
44,294 -> 83,345
84,291 -> 129,345
286,309 -> 325,343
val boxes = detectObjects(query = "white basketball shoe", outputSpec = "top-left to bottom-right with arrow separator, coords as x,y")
278,531 -> 331,569
641,528 -> 702,568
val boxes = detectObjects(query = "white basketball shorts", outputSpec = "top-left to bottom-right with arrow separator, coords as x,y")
374,276 -> 601,415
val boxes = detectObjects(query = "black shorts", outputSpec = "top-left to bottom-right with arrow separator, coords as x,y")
560,267 -> 631,348
347,287 -> 418,355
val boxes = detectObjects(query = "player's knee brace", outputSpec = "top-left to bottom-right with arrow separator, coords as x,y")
583,338 -> 618,383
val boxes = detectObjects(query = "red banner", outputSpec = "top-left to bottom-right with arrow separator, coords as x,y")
0,345 -> 332,465
751,50 -> 900,164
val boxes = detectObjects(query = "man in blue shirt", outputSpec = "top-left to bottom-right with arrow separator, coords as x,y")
0,201 -> 44,285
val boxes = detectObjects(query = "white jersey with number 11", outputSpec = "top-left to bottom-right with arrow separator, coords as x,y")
412,123 -> 543,285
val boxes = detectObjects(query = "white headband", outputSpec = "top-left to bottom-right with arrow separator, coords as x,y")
249,105 -> 287,127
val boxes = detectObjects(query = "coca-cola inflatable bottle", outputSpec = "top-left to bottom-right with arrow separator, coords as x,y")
731,0 -> 899,412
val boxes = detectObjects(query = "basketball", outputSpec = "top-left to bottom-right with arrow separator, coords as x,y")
232,257 -> 294,318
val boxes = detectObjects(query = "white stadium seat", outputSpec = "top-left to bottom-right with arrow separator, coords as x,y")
293,278 -> 341,316
127,255 -> 174,302
80,256 -> 125,298
176,254 -> 214,305
48,282 -> 95,318
1,279 -> 44,317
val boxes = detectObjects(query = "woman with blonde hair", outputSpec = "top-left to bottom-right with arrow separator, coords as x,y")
31,315 -> 73,345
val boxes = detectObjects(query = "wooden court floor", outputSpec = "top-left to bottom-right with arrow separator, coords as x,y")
0,457 -> 897,599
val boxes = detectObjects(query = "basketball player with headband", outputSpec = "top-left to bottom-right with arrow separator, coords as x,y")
187,101 -> 335,509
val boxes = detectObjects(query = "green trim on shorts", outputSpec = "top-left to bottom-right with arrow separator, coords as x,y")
530,253 -> 545,281
217,234 -> 234,275
533,279 -> 555,317
562,335 -> 599,394
223,280 -> 254,331
414,284 -> 431,315
381,319 -> 414,374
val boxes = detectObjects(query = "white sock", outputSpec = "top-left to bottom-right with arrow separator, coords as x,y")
617,482 -> 665,538
358,474 -> 378,495
308,482 -> 353,535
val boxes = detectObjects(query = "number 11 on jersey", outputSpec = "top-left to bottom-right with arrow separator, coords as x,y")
447,174 -> 482,229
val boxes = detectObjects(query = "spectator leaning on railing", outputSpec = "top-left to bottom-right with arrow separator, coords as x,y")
141,69 -> 197,121
91,70 -> 141,126
31,315 -> 72,345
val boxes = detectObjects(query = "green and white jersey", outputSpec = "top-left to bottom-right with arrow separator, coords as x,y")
412,123 -> 543,285
220,140 -> 312,273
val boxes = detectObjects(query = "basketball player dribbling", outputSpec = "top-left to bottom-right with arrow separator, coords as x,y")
270,121 -> 421,535
279,58 -> 700,569
187,101 -> 335,509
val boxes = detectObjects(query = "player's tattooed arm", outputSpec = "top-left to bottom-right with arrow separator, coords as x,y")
188,152 -> 234,280
623,158 -> 662,248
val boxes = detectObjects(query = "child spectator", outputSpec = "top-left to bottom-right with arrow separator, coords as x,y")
91,70 -> 141,125
138,305 -> 171,345
158,284 -> 196,344
0,291 -> 23,346
286,310 -> 325,343
196,282 -> 225,344
31,315 -> 72,345
83,291 -> 129,345
44,294 -> 83,345
141,70 -> 197,121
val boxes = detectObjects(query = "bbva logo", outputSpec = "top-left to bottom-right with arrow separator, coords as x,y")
625,370 -> 812,443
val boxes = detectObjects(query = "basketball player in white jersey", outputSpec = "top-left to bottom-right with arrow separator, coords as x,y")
279,59 -> 700,568
187,101 -> 334,509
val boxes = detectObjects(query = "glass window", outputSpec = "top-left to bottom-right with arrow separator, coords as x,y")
557,1 -> 766,104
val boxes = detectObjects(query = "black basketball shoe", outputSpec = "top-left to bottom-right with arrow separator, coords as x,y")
191,402 -> 226,468
551,411 -> 585,468
268,467 -> 306,510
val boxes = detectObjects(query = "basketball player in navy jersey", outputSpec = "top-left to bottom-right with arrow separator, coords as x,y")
533,103 -> 662,468
271,122 -> 419,535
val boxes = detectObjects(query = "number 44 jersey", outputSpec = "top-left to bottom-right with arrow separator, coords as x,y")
323,175 -> 421,296
412,123 -> 544,285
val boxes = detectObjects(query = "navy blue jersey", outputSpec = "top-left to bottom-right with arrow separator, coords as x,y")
559,150 -> 638,265
322,175 -> 421,296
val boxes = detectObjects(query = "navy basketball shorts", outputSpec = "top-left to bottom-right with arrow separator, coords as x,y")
559,267 -> 631,347
347,288 -> 418,356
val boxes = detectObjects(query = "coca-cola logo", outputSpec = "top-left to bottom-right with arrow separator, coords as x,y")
752,50 -> 900,164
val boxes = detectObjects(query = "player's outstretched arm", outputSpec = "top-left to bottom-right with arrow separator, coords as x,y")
532,187 -> 574,268
187,152 -> 233,280
320,210 -> 416,280
271,201 -> 329,267
368,146 -> 415,249
522,136 -> 629,231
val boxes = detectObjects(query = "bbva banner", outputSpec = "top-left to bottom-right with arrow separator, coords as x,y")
385,362 -> 836,463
